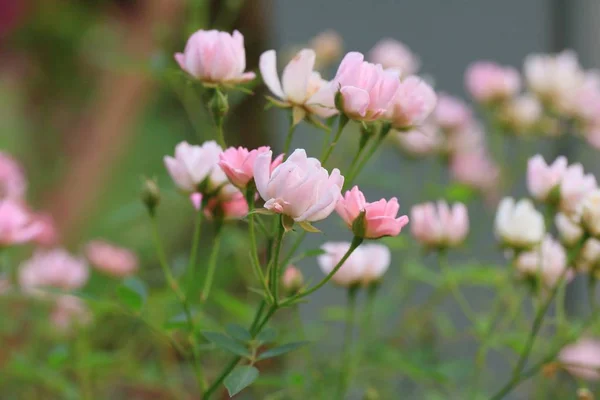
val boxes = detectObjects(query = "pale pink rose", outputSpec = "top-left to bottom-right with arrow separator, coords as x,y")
368,38 -> 420,76
254,149 -> 343,222
568,72 -> 600,121
393,123 -> 442,157
310,30 -> 343,67
577,238 -> 600,272
335,186 -> 409,239
318,242 -> 391,287
386,76 -> 437,129
282,266 -> 304,293
526,155 -> 567,202
514,234 -> 570,287
555,212 -> 584,246
434,93 -> 473,132
32,213 -> 59,247
524,50 -> 585,111
218,146 -> 283,189
559,338 -> 600,381
501,94 -> 542,132
444,123 -> 485,155
260,49 -> 334,118
0,151 -> 26,200
205,191 -> 249,220
410,201 -> 469,248
465,61 -> 521,103
308,52 -> 400,121
164,141 -> 225,193
85,240 -> 138,278
174,29 -> 255,85
19,248 -> 89,291
450,150 -> 500,191
559,163 -> 597,215
51,295 -> 92,332
0,199 -> 44,246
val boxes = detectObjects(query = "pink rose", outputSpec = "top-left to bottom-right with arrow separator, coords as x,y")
218,146 -> 283,189
386,76 -> 437,129
433,93 -> 473,132
336,186 -> 409,239
559,338 -> 600,381
19,248 -> 89,291
410,201 -> 469,248
86,240 -> 139,278
0,199 -> 44,246
175,30 -> 255,85
368,38 -> 420,76
205,191 -> 249,220
514,235 -> 571,287
164,141 -> 226,193
526,155 -> 568,202
254,149 -> 343,222
559,162 -> 597,215
465,61 -> 521,103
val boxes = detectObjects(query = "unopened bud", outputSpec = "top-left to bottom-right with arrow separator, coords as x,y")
282,266 -> 304,294
142,178 -> 160,216
210,89 -> 229,122
578,388 -> 594,400
351,209 -> 367,238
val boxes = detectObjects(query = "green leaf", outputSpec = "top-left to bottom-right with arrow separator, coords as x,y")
256,328 -> 277,344
224,365 -> 259,397
47,345 -> 69,368
213,291 -> 255,320
225,323 -> 252,342
163,312 -> 189,331
201,331 -> 251,357
444,183 -> 476,203
117,277 -> 147,311
298,221 -> 321,233
257,341 -> 309,360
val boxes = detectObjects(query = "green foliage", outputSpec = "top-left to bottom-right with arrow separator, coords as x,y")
224,365 -> 260,397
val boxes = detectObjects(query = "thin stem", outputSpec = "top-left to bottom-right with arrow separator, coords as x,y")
438,251 -> 476,321
201,224 -> 223,302
253,304 -> 278,336
247,190 -> 272,300
76,330 -> 93,400
282,119 -> 297,161
215,118 -> 226,148
270,216 -> 286,303
149,215 -> 206,391
281,236 -> 363,307
321,114 -> 349,166
338,287 -> 358,398
186,207 -> 204,296
344,136 -> 384,187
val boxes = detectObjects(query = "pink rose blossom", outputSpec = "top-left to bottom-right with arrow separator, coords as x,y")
433,93 -> 473,132
569,72 -> 600,121
86,240 -> 139,278
51,295 -> 92,332
0,151 -> 26,200
444,123 -> 485,155
260,49 -> 334,118
254,149 -> 343,222
32,213 -> 59,247
393,123 -> 442,157
465,61 -> 521,103
336,186 -> 409,239
19,248 -> 89,292
410,201 -> 469,248
164,141 -> 226,193
450,150 -> 500,192
368,38 -> 420,76
501,94 -> 542,133
0,199 -> 44,246
514,234 -> 571,287
310,30 -> 343,67
317,242 -> 391,287
219,146 -> 283,189
205,191 -> 249,220
559,162 -> 597,215
174,30 -> 255,85
526,155 -> 567,202
386,76 -> 437,129
309,52 -> 400,121
559,338 -> 600,381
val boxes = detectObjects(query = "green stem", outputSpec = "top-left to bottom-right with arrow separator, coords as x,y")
201,224 -> 223,302
76,330 -> 93,400
321,114 -> 349,166
149,215 -> 206,391
270,216 -> 286,303
215,118 -> 226,148
186,207 -> 204,296
282,118 -> 297,161
344,135 -> 384,187
247,190 -> 272,301
280,236 -> 363,307
438,251 -> 476,321
338,286 -> 359,399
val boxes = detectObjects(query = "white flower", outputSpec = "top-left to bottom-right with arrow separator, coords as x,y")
164,141 -> 226,193
495,197 -> 545,249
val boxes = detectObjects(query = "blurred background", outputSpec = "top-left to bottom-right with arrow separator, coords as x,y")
1,0 -> 600,399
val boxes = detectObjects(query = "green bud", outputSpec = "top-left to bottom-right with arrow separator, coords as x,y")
210,89 -> 229,122
142,178 -> 160,216
351,209 -> 367,238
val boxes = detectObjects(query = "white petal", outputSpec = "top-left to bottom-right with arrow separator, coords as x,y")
259,50 -> 285,99
282,49 -> 316,104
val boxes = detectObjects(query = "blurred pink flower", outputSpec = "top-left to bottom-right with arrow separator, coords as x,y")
0,199 -> 44,246
559,162 -> 597,215
260,49 -> 334,118
450,150 -> 499,192
393,123 -> 442,157
86,240 -> 138,278
51,295 -> 92,332
164,141 -> 226,193
465,61 -> 521,103
526,155 -> 567,202
175,30 -> 255,85
0,151 -> 26,200
501,94 -> 542,133
444,123 -> 485,155
386,76 -> 437,129
514,234 -> 571,287
190,192 -> 203,210
577,238 -> 600,272
19,248 -> 89,292
32,212 -> 59,247
559,338 -> 600,381
309,52 -> 400,121
336,186 -> 409,239
318,242 -> 391,287
219,146 -> 283,189
410,201 -> 469,248
368,38 -> 420,76
568,72 -> 600,121
310,30 -> 343,67
555,212 -> 583,246
254,149 -> 343,222
433,93 -> 473,132
282,266 -> 304,293
205,191 -> 249,220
